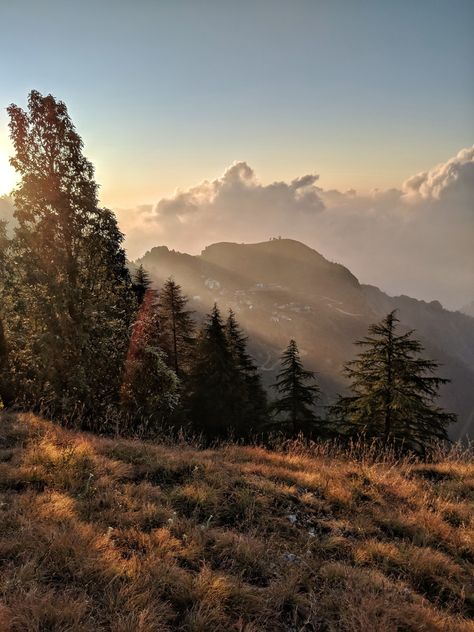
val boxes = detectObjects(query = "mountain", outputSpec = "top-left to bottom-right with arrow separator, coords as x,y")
136,239 -> 474,440
460,300 -> 474,319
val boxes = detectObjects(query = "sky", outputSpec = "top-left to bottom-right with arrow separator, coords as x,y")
0,0 -> 473,308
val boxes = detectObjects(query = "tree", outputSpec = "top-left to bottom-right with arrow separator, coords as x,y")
187,304 -> 240,438
0,220 -> 14,407
272,339 -> 321,436
7,90 -> 135,421
132,264 -> 152,305
330,311 -> 456,454
157,278 -> 195,378
225,309 -> 267,434
120,289 -> 179,433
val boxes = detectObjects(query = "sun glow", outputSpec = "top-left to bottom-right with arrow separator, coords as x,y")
0,153 -> 17,196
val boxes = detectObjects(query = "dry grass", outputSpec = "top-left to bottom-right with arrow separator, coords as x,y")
0,411 -> 473,631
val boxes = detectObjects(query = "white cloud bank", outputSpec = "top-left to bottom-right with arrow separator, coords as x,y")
115,145 -> 473,310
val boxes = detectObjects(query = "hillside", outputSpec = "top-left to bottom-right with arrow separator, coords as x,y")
136,239 -> 474,440
1,412 -> 473,631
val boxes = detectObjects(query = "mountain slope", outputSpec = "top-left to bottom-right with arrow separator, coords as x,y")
136,239 -> 474,440
1,412 -> 473,631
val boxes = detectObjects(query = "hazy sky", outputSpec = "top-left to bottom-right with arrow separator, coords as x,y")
0,0 -> 473,308
1,0 -> 473,201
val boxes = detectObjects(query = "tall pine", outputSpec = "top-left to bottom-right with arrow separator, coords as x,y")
132,264 -> 152,305
330,311 -> 456,454
225,309 -> 267,435
187,304 -> 240,438
7,91 -> 135,422
157,278 -> 195,378
272,339 -> 321,436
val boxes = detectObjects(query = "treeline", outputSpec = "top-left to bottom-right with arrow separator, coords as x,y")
0,91 -> 456,454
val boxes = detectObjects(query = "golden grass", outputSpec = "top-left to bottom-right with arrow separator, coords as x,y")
0,411 -> 473,631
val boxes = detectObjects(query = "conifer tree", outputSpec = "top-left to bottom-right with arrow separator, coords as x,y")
132,264 -> 152,305
272,339 -> 321,436
330,311 -> 456,454
7,91 -> 135,421
225,309 -> 267,434
121,289 -> 179,433
187,304 -> 240,438
157,278 -> 195,378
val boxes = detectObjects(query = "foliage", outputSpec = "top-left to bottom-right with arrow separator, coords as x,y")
4,91 -> 136,423
131,264 -> 151,305
120,290 -> 179,432
156,278 -> 195,378
187,304 -> 241,438
330,311 -> 456,454
225,309 -> 267,435
272,339 -> 321,436
0,221 -> 14,406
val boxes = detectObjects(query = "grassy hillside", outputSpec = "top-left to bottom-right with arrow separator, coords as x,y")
0,412 -> 473,631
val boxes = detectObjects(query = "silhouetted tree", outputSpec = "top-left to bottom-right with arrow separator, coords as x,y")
132,264 -> 152,305
157,278 -> 195,378
272,339 -> 320,436
225,309 -> 267,434
330,311 -> 456,454
7,90 -> 135,422
187,304 -> 240,438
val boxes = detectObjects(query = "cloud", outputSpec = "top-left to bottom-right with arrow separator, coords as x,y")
118,146 -> 474,310
3,147 -> 472,310
402,146 -> 474,203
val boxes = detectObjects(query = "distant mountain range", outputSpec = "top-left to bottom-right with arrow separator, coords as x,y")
135,239 -> 474,440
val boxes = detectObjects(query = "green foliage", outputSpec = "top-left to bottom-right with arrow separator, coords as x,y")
225,309 -> 267,435
187,304 -> 241,438
131,264 -> 151,305
330,311 -> 456,454
120,290 -> 180,432
272,339 -> 321,436
156,278 -> 195,378
0,221 -> 14,407
4,91 -> 136,423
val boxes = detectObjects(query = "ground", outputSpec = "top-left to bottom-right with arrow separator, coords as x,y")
0,411 -> 473,631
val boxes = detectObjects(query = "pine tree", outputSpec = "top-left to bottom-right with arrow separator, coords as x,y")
157,278 -> 195,378
187,304 -> 240,438
330,311 -> 456,454
272,339 -> 321,436
132,264 -> 152,305
225,309 -> 267,434
7,91 -> 135,421
121,289 -> 179,433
